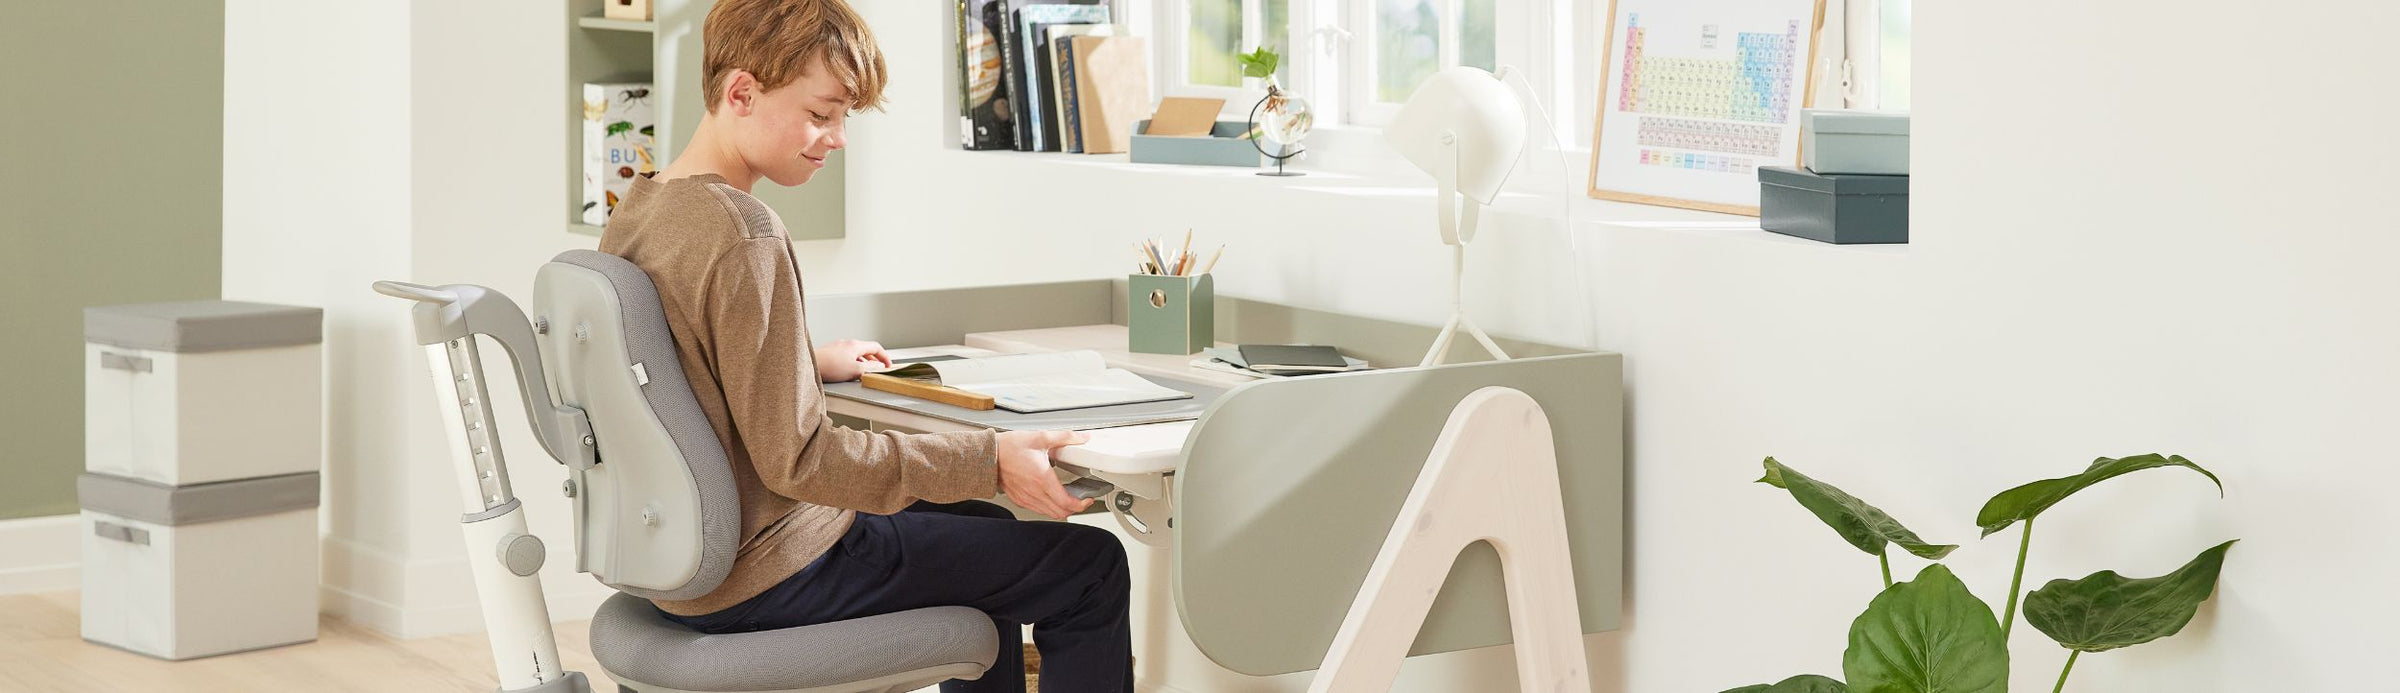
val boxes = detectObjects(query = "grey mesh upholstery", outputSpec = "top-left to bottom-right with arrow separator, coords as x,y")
590,593 -> 997,693
538,249 -> 739,600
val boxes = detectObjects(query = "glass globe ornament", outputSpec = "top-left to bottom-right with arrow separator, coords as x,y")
1249,78 -> 1314,177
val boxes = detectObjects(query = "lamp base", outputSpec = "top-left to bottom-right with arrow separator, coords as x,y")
1256,170 -> 1306,177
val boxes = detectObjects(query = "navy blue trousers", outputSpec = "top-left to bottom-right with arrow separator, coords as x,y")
665,500 -> 1133,693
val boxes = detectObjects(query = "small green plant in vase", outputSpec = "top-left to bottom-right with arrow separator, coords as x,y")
1723,454 -> 2232,693
1238,47 -> 1312,176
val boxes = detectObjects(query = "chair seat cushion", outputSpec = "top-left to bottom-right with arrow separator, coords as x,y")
589,592 -> 998,692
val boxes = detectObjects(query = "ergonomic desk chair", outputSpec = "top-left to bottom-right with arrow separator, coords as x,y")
376,249 -> 997,693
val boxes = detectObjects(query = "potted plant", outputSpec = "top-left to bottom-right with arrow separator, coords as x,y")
1723,454 -> 2232,693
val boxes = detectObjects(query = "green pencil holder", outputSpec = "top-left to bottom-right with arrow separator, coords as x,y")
1128,274 -> 1214,355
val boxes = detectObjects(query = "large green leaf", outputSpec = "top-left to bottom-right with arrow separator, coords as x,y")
1722,674 -> 1849,693
1844,564 -> 2009,693
1760,458 -> 1957,560
1974,454 -> 2222,537
2022,540 -> 2236,653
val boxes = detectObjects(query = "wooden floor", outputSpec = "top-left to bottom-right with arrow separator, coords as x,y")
0,590 -> 622,692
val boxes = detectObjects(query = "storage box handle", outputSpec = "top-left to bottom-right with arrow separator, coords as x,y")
94,520 -> 151,546
99,352 -> 153,373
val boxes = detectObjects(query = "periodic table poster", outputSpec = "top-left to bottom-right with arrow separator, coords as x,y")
1586,0 -> 1825,216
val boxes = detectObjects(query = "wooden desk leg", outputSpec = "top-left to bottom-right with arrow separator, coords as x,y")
1307,386 -> 1593,693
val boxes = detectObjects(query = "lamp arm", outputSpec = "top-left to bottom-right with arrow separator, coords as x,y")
1436,132 -> 1465,246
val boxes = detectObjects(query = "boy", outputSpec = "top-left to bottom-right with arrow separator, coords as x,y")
595,1 -> 1133,690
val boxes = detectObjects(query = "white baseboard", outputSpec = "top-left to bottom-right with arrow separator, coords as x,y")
0,514 -> 81,595
321,533 -> 613,639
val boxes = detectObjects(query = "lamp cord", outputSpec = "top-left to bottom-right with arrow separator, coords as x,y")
1495,65 -> 1602,353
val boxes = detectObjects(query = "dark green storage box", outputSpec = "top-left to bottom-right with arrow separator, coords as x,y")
1758,166 -> 1909,245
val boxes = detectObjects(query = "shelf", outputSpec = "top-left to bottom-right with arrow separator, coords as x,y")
576,15 -> 656,33
568,221 -> 606,237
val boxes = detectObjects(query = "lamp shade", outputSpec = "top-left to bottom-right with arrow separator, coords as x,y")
1384,66 -> 1527,205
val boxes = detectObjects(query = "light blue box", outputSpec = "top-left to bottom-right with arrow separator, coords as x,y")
1802,110 -> 1909,175
1129,120 -> 1261,168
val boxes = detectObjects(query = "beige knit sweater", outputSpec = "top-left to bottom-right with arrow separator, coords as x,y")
599,172 -> 999,616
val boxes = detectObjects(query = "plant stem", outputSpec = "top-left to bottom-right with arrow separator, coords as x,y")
2002,519 -> 2034,640
1879,552 -> 1893,588
2051,650 -> 2080,693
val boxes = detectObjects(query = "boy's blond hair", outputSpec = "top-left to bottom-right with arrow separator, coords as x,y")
702,0 -> 887,113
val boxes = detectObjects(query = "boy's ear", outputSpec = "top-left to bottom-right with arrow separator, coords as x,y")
722,69 -> 758,116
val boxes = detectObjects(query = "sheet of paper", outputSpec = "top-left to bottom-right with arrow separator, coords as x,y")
926,350 -> 1105,386
972,368 -> 1192,413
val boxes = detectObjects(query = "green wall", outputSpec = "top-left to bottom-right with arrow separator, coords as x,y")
0,2 -> 225,520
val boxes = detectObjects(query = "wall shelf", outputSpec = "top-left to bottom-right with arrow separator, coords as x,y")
576,15 -> 657,33
564,0 -> 845,240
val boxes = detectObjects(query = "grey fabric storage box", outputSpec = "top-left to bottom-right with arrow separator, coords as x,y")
1130,120 -> 1262,168
84,300 -> 323,353
1802,109 -> 1909,175
1759,166 -> 1909,245
79,471 -> 321,660
85,300 -> 323,486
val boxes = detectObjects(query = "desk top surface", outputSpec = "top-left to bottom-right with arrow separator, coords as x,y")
825,324 -> 1282,475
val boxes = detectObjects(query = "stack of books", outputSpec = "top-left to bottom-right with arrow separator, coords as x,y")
958,0 -> 1151,155
1191,345 -> 1372,380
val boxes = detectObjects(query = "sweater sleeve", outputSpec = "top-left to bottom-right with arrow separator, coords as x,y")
702,237 -> 999,514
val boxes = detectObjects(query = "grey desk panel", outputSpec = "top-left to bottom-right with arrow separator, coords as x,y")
1172,352 -> 1624,676
807,280 -> 1114,349
824,374 -> 1231,432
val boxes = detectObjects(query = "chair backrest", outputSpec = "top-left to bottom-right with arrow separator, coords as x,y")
532,249 -> 739,601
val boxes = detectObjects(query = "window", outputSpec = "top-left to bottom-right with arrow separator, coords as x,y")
1162,0 -> 1294,104
1146,0 -> 1585,148
1348,0 -> 1499,125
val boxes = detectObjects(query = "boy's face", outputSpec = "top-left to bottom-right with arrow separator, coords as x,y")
729,59 -> 852,187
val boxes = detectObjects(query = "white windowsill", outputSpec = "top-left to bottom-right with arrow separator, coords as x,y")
939,141 -> 1909,257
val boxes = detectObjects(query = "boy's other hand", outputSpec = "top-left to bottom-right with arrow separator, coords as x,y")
996,430 -> 1093,520
814,339 -> 891,382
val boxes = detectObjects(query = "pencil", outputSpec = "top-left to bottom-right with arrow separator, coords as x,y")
1179,230 -> 1194,275
1199,244 -> 1225,275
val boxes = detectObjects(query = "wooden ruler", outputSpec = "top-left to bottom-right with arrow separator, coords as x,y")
860,373 -> 996,411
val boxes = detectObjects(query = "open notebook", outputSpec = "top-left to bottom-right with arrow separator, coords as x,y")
874,350 -> 1192,413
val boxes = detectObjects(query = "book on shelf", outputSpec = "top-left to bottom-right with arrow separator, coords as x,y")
867,350 -> 1192,414
1047,24 -> 1121,153
1068,34 -> 1149,154
1010,3 -> 1109,152
581,81 -> 656,226
957,0 -> 1015,150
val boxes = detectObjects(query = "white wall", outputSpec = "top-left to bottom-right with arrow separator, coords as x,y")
219,0 -> 2396,688
225,0 -> 607,638
221,0 -> 429,634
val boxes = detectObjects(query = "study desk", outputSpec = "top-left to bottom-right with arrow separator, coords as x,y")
818,320 -> 1625,690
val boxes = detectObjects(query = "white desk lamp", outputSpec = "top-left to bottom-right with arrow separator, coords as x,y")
1385,66 -> 1529,368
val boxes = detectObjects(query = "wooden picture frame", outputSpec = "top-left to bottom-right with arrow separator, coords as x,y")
1585,0 -> 1828,216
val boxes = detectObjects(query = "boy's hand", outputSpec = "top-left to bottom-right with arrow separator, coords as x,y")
996,430 -> 1093,519
814,339 -> 891,382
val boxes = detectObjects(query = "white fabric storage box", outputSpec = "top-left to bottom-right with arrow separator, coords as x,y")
84,301 -> 322,486
78,471 -> 321,660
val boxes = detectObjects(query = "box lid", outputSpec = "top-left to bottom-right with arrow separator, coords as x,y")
85,300 -> 323,352
1759,166 -> 1911,195
1806,109 -> 1910,136
80,471 -> 320,526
